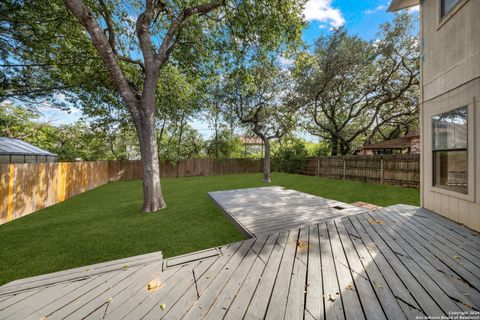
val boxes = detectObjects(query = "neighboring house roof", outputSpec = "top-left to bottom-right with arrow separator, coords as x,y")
0,137 -> 56,156
240,136 -> 263,145
362,131 -> 419,150
388,0 -> 419,11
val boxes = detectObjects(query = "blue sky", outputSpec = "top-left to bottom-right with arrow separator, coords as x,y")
31,0 -> 419,140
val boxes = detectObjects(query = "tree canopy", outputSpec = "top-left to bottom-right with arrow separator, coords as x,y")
292,13 -> 419,155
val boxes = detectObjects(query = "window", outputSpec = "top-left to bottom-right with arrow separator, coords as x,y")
432,106 -> 468,194
441,0 -> 461,18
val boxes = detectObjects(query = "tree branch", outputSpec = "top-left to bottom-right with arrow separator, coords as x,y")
63,0 -> 140,114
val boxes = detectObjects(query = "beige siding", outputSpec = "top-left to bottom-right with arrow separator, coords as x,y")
421,0 -> 480,231
422,0 -> 480,101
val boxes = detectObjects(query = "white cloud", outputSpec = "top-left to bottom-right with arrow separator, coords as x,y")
304,0 -> 345,28
364,4 -> 387,14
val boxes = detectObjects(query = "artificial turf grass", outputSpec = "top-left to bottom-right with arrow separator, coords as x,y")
0,173 -> 419,285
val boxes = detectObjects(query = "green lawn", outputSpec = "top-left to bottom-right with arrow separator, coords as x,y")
0,173 -> 419,285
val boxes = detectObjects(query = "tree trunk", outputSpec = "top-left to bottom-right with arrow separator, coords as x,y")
263,138 -> 271,183
214,112 -> 219,159
331,135 -> 339,156
340,142 -> 350,155
135,104 -> 167,212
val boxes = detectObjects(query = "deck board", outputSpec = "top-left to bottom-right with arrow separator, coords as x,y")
2,187 -> 479,320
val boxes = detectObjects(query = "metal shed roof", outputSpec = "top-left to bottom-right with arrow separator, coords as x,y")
0,137 -> 57,156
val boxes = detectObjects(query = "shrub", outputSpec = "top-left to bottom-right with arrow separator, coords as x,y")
272,139 -> 309,173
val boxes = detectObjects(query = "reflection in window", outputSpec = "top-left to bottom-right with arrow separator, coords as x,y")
432,106 -> 468,194
441,0 -> 461,18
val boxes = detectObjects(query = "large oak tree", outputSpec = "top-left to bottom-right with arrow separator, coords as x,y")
293,13 -> 419,155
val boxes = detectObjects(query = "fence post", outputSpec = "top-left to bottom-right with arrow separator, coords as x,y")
343,158 -> 346,180
316,158 -> 320,176
380,157 -> 384,185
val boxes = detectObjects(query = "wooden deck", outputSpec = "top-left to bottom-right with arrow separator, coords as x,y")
1,192 -> 480,319
209,186 -> 367,236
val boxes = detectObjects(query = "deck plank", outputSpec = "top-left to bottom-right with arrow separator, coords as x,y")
137,263 -> 200,320
385,208 -> 480,290
334,220 -> 386,320
102,263 -> 178,320
305,224 -> 324,320
64,260 -> 166,320
204,236 -> 272,320
183,238 -> 257,319
392,207 -> 480,259
373,209 -> 479,310
327,220 -> 365,320
319,222 -> 345,320
3,282 -> 78,320
0,251 -> 163,295
339,219 -> 413,320
242,232 -> 289,320
223,234 -> 278,320
284,227 -> 309,320
392,205 -> 480,244
159,244 -> 244,319
45,266 -> 142,319
354,215 -> 447,317
365,211 -> 464,314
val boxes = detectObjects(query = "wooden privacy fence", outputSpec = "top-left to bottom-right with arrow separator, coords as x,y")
0,158 -> 262,225
302,155 -> 420,187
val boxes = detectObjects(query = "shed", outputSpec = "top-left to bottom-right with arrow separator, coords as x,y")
0,137 -> 57,163
360,131 -> 420,155
240,135 -> 264,157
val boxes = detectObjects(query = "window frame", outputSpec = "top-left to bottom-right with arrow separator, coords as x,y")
437,0 -> 469,29
432,106 -> 468,194
428,103 -> 475,202
440,0 -> 461,18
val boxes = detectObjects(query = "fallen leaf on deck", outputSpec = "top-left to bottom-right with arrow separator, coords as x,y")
297,241 -> 308,249
147,279 -> 161,291
346,284 -> 353,291
328,295 -> 336,302
159,303 -> 166,310
453,256 -> 461,260
373,281 -> 383,288
368,219 -> 384,225
122,265 -> 129,269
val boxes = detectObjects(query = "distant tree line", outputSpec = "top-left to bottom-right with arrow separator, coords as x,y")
1,102 -> 328,164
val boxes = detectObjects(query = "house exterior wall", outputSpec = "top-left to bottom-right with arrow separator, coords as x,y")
420,0 -> 480,231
